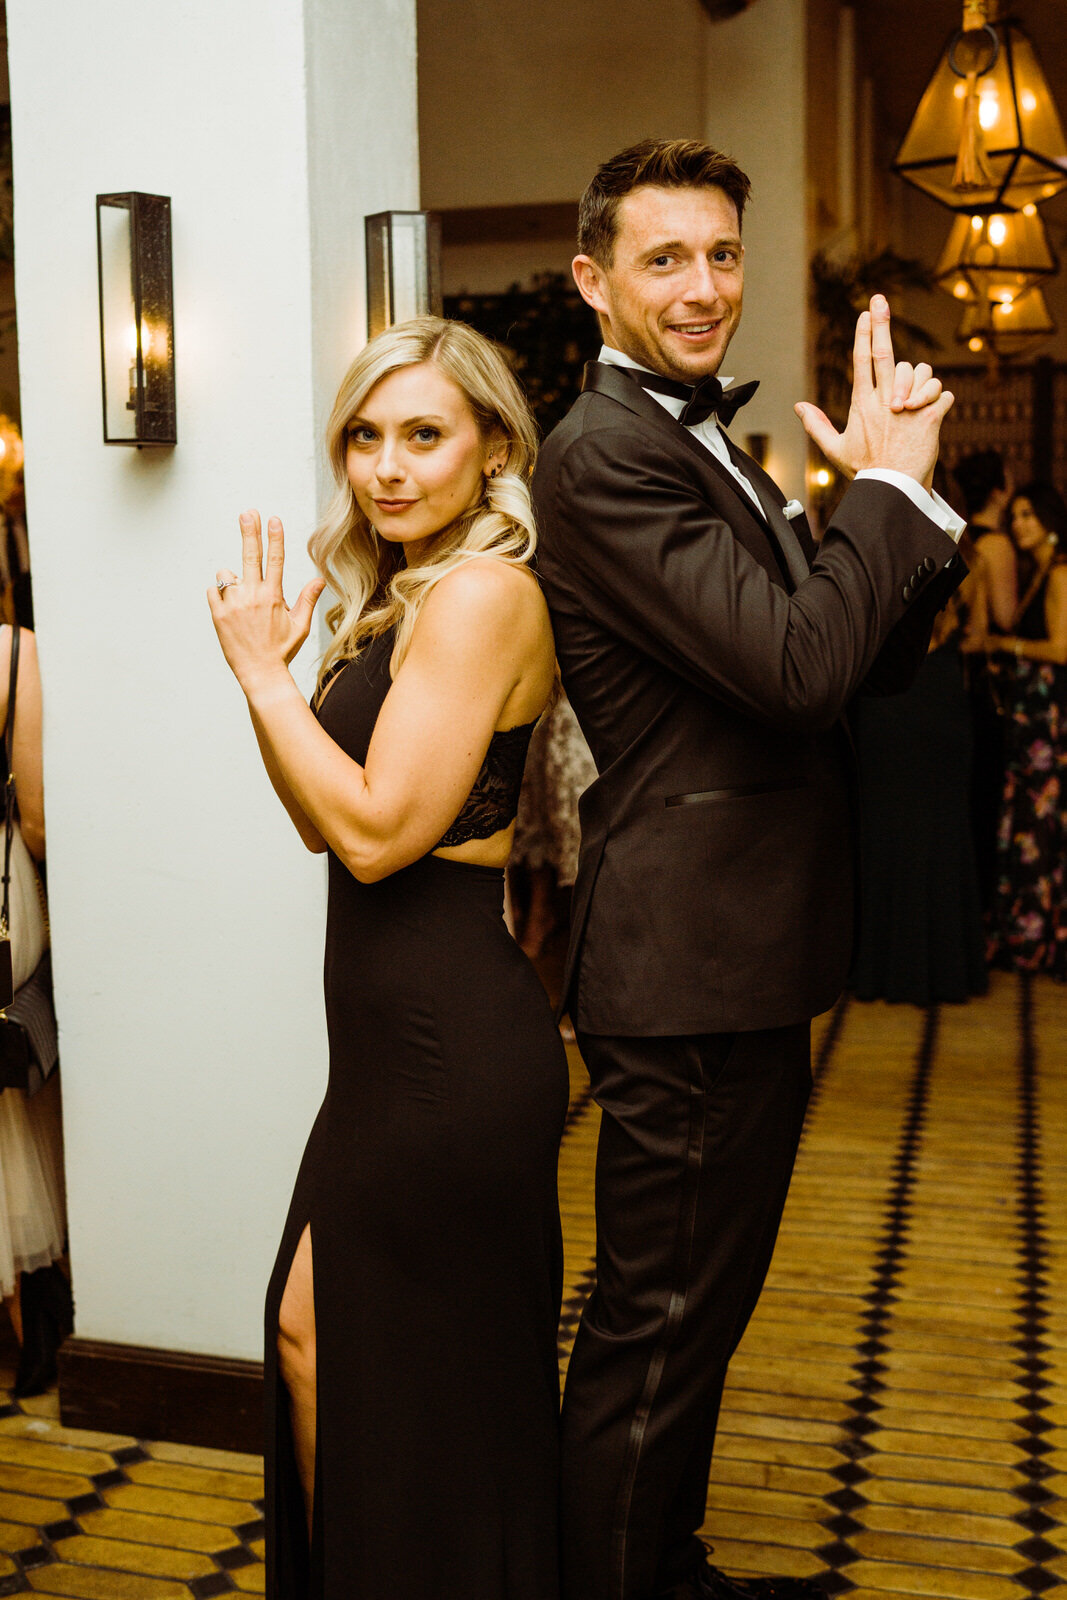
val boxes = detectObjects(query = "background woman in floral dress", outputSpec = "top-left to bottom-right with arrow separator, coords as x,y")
982,483 -> 1067,979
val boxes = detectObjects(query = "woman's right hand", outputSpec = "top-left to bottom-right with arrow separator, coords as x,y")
208,511 -> 325,695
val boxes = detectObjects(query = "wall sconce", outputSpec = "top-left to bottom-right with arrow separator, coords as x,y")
364,211 -> 443,340
96,193 -> 176,446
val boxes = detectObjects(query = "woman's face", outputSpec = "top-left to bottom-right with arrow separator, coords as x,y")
345,363 -> 501,559
1011,496 -> 1051,552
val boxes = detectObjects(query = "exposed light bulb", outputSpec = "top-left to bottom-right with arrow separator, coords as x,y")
953,279 -> 970,299
1023,203 -> 1038,217
988,216 -> 1009,248
813,468 -> 832,488
968,336 -> 985,352
1021,90 -> 1038,114
971,215 -> 984,231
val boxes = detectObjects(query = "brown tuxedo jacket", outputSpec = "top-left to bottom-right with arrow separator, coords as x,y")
532,361 -> 964,1036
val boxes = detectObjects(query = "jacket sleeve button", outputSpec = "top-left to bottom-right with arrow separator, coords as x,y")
924,555 -> 937,572
902,583 -> 913,603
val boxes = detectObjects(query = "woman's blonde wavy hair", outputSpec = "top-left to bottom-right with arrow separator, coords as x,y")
310,315 -> 540,697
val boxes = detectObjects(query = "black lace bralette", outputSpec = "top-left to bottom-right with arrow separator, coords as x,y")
436,719 -> 538,848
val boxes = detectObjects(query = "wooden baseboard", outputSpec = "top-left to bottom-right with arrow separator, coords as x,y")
58,1337 -> 264,1456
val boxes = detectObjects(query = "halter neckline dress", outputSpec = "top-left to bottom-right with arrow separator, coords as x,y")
263,627 -> 569,1599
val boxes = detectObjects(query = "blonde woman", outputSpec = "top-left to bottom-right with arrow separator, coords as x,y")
209,317 -> 567,1600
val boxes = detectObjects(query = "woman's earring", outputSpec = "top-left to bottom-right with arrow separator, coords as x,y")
1049,531 -> 1059,547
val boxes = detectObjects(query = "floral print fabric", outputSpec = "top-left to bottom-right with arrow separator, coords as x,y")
987,657 -> 1067,979
512,694 -> 597,888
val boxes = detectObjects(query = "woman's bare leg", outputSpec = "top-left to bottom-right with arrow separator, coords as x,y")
277,1224 -> 316,1541
4,1281 -> 21,1345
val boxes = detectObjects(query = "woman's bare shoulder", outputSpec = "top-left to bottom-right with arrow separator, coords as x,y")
422,558 -> 548,635
973,530 -> 1014,559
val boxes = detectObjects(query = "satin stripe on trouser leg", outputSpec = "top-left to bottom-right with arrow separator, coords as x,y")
561,1025 -> 812,1600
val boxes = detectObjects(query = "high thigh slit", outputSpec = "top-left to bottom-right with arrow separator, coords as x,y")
263,632 -> 569,1600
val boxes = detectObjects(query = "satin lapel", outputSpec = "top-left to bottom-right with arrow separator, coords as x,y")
732,442 -> 818,566
721,434 -> 811,589
581,362 -> 788,554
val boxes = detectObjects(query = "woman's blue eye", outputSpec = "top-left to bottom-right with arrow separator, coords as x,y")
413,426 -> 440,443
348,426 -> 375,444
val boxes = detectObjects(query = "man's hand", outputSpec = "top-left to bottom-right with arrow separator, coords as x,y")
795,295 -> 954,491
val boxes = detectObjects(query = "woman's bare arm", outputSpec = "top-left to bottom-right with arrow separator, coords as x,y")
1,627 -> 45,861
996,566 -> 1067,666
249,706 -> 328,853
242,562 -> 551,882
974,531 -> 1017,633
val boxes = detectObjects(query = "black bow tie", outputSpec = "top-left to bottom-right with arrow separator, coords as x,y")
627,366 -> 760,428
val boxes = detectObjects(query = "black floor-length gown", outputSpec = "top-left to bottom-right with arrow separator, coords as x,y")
850,639 -> 987,1004
263,629 -> 569,1600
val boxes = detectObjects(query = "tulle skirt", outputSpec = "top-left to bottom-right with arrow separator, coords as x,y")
0,1074 -> 65,1297
0,822 -> 66,1298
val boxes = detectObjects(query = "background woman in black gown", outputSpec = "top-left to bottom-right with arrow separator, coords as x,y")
208,317 -> 568,1600
848,462 -> 987,1006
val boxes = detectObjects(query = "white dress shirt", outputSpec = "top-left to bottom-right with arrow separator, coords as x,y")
597,344 -> 966,545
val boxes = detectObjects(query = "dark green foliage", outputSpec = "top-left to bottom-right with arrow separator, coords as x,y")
444,271 -> 600,435
811,248 -> 938,427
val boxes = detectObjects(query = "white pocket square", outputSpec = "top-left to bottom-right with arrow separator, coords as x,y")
782,500 -> 805,521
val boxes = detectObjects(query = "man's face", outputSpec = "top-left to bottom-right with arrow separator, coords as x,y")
574,184 -> 744,383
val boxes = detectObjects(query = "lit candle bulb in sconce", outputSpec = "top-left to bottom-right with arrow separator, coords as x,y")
125,318 -> 153,408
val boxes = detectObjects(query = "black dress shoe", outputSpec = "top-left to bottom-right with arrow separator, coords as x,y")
693,1559 -> 825,1599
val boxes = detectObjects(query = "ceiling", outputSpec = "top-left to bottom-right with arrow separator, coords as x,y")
856,0 -> 1067,141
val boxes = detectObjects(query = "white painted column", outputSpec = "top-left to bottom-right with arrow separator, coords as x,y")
5,0 -> 418,1362
702,0 -> 811,502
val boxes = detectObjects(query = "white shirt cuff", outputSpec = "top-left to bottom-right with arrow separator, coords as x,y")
855,468 -> 966,544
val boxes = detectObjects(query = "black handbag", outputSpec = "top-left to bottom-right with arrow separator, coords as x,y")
0,625 -> 57,1095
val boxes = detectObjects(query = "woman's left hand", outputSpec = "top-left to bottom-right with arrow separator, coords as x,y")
208,510 -> 326,694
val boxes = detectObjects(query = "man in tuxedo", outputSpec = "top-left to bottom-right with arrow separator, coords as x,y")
532,139 -> 964,1600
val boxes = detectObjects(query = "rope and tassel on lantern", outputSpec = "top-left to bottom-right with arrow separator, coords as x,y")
952,0 -> 999,193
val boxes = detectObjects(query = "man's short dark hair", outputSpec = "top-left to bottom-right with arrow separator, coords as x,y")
578,138 -> 751,266
953,449 -> 1006,518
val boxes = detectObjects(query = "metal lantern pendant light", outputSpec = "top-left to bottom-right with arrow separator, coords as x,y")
936,206 -> 1057,304
957,285 -> 1056,356
893,0 -> 1067,213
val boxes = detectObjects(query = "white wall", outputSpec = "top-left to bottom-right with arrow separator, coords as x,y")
702,0 -> 810,502
6,0 -> 417,1361
418,0 -> 812,500
417,0 -> 709,213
